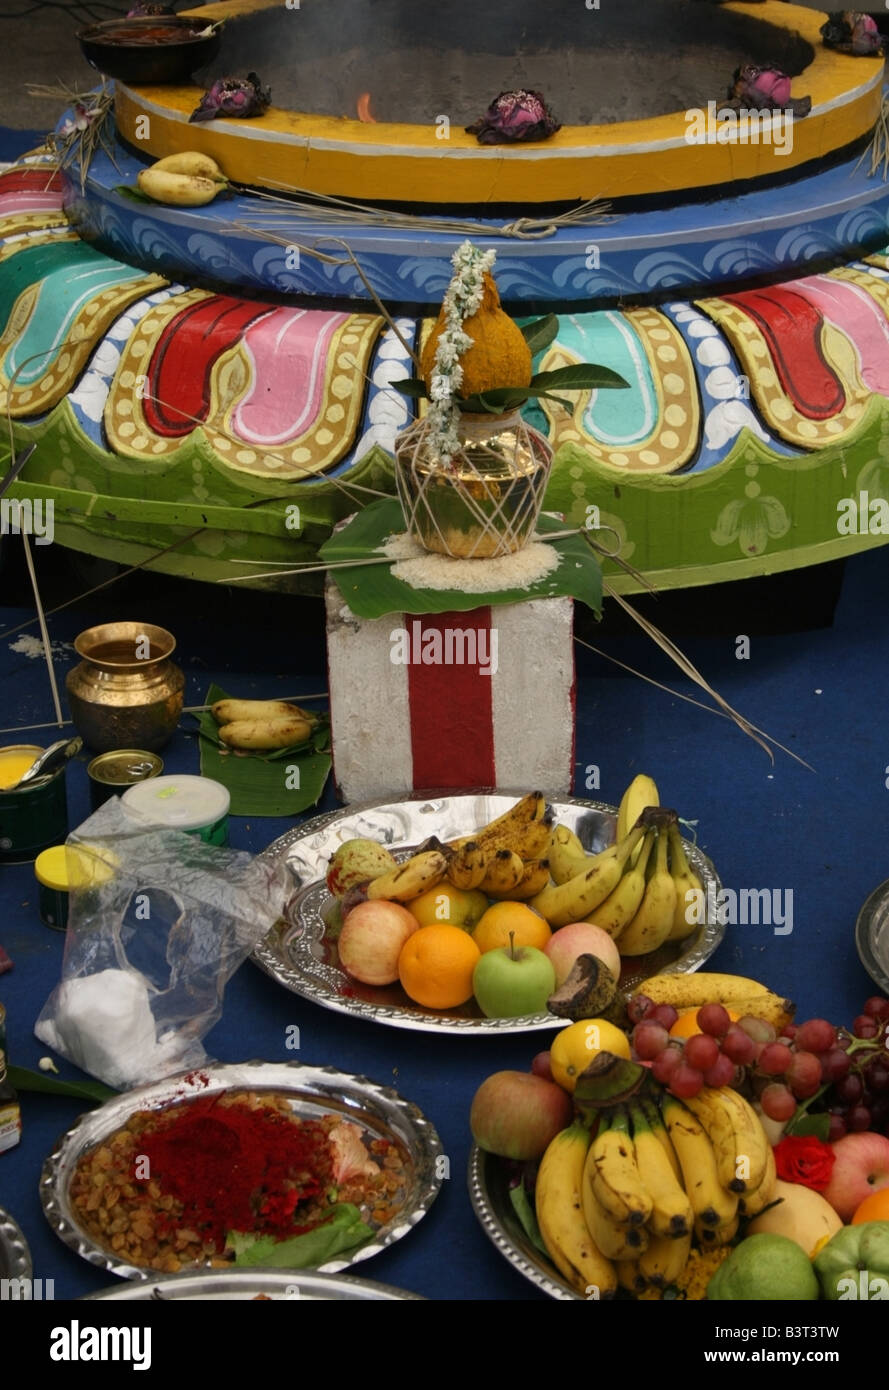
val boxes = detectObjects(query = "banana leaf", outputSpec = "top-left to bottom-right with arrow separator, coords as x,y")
8,1065 -> 116,1104
320,498 -> 601,619
196,682 -> 331,816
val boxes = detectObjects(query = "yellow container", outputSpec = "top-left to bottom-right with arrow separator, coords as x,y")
34,843 -> 117,931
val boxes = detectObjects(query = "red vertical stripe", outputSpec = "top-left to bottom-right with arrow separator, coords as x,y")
406,610 -> 496,791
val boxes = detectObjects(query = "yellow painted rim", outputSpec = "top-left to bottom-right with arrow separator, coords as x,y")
116,2 -> 885,203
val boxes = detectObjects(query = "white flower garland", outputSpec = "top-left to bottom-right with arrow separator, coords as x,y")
426,240 -> 497,466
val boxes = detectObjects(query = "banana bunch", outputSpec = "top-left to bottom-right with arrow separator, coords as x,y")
445,791 -> 552,901
543,775 -> 702,953
137,151 -> 228,207
210,698 -> 317,750
536,1084 -> 775,1298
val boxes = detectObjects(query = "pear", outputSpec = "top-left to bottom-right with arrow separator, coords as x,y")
326,839 -> 397,898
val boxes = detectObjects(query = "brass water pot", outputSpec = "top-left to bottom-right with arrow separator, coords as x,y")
66,622 -> 185,753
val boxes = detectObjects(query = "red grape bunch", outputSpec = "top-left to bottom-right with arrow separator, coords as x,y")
629,992 -> 889,1134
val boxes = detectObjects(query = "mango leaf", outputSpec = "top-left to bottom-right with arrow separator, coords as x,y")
458,387 -> 532,414
519,313 -> 559,355
530,364 -> 630,391
532,391 -> 575,412
390,377 -> 429,398
784,1110 -> 831,1141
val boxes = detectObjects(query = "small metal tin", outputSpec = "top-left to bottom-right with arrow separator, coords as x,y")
87,749 -> 164,810
0,745 -> 69,864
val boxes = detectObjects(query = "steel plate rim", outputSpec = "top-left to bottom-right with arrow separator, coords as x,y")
80,1268 -> 426,1300
40,1059 -> 443,1282
0,1206 -> 33,1283
467,1145 -> 579,1301
855,877 -> 889,995
253,791 -> 723,1035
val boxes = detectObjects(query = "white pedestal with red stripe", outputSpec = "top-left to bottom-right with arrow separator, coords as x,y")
325,578 -> 576,803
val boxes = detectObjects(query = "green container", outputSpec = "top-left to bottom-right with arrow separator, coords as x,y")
0,745 -> 69,864
120,775 -> 230,845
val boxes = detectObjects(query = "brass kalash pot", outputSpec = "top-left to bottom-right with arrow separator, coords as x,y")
66,622 -> 184,752
395,411 -> 553,559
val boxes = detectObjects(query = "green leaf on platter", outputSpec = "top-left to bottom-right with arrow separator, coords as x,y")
784,1110 -> 831,1141
390,377 -> 429,398
519,313 -> 559,356
228,1204 -> 374,1268
7,1065 -> 117,1103
530,364 -> 630,392
112,184 -> 154,204
196,681 -> 331,817
508,1180 -> 549,1258
318,497 -> 602,619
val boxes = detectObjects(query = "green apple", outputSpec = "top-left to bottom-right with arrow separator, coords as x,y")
473,934 -> 556,1019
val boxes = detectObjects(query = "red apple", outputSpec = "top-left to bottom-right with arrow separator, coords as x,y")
338,899 -> 418,986
470,1070 -> 573,1161
531,1051 -> 554,1083
544,922 -> 621,988
821,1132 -> 889,1223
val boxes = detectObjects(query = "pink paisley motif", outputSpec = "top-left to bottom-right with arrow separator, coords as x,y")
792,275 -> 889,397
231,308 -> 348,445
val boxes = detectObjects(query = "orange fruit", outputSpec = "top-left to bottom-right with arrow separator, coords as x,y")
472,901 -> 551,955
398,924 -> 481,1010
669,1006 -> 740,1040
851,1188 -> 889,1225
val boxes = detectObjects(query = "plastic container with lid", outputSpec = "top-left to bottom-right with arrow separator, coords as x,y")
34,842 -> 118,931
120,775 -> 231,845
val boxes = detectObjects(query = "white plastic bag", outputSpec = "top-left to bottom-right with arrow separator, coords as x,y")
35,798 -> 288,1088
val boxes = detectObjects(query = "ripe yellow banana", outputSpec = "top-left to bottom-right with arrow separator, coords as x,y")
633,972 -> 776,1009
738,1142 -> 777,1217
616,827 -> 677,956
616,773 -> 659,844
680,1087 -> 769,1195
530,824 -> 645,927
661,1095 -> 738,1230
535,1122 -> 617,1298
487,859 -> 551,902
639,1230 -> 692,1288
616,1258 -> 647,1295
137,167 -> 224,206
640,1097 -> 682,1183
589,1109 -> 653,1228
695,1210 -> 739,1248
586,829 -> 655,939
448,792 -> 546,851
499,815 -> 553,862
667,822 -> 703,942
548,824 -> 590,885
581,1155 -> 649,1260
445,840 -> 488,890
628,1102 -> 692,1238
211,698 -> 314,724
366,850 -> 448,902
151,150 -> 227,181
478,849 -> 524,896
217,716 -> 313,749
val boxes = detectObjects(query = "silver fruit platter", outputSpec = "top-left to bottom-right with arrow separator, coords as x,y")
253,793 -> 724,1035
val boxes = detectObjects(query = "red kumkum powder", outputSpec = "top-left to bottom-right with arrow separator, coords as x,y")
137,1096 -> 334,1250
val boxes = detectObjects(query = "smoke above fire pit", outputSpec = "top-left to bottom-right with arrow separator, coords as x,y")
197,0 -> 814,127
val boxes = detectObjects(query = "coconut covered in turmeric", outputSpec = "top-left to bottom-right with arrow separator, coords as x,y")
420,271 -> 533,400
